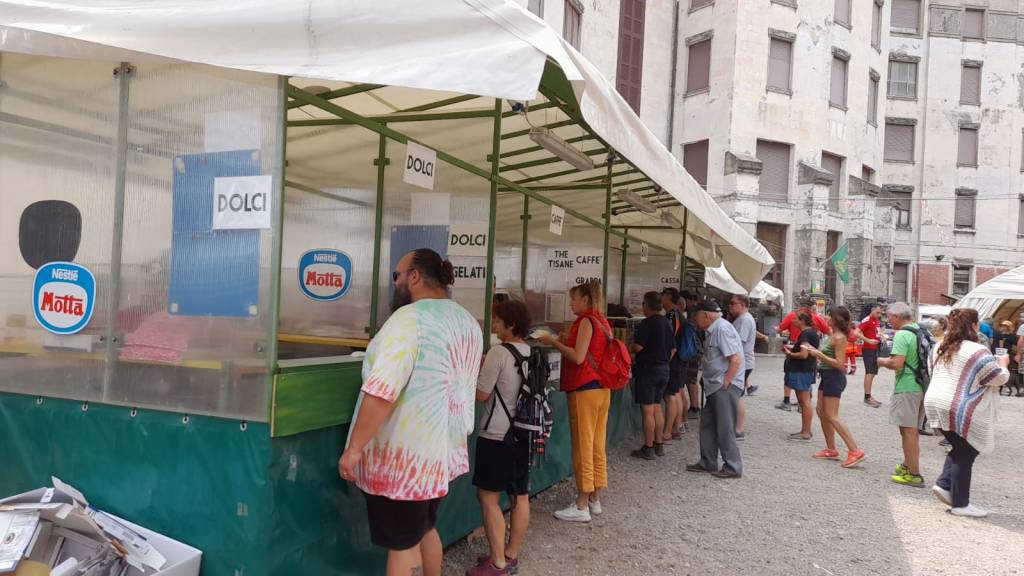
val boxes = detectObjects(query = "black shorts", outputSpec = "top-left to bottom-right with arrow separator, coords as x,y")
472,436 -> 530,496
634,373 -> 669,405
665,365 -> 683,396
862,348 -> 879,375
363,492 -> 443,551
819,370 -> 847,398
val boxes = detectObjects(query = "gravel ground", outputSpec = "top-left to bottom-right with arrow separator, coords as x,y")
443,355 -> 1024,576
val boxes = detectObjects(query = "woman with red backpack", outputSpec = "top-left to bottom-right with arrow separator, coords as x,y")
538,280 -> 615,523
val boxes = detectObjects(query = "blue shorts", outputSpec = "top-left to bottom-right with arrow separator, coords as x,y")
785,372 -> 815,392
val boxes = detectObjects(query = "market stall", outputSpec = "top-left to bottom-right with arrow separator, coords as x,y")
0,2 -> 774,575
952,265 -> 1024,323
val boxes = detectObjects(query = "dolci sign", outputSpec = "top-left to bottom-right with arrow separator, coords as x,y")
298,249 -> 353,302
33,262 -> 96,335
212,175 -> 272,230
448,224 -> 488,257
403,141 -> 437,190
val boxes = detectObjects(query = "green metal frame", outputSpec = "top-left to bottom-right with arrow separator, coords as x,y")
266,76 -> 290,417
482,99 -> 502,349
369,134 -> 388,335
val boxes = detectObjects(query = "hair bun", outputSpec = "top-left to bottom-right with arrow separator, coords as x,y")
440,260 -> 456,286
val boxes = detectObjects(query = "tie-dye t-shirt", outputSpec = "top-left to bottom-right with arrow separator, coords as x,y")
350,298 -> 483,501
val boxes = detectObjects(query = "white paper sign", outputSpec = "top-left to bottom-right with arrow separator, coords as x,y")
549,205 -> 565,236
448,224 -> 488,257
659,275 -> 681,289
450,256 -> 488,288
204,110 -> 262,153
674,252 -> 681,271
640,242 -> 649,263
212,175 -> 272,230
403,141 -> 437,190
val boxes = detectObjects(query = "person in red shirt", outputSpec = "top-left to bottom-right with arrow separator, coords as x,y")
858,304 -> 884,408
774,299 -> 832,410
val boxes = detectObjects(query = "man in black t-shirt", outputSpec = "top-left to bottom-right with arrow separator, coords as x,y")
631,291 -> 675,460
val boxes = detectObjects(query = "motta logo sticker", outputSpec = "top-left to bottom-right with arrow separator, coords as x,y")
33,262 -> 96,335
298,249 -> 353,302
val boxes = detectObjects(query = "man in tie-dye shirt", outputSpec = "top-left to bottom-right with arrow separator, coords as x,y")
340,248 -> 482,576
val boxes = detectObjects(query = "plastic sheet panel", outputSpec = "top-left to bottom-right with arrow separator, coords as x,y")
0,53 -> 118,401
0,391 -> 271,576
375,135 -> 491,329
623,249 -> 678,315
112,62 -> 281,420
278,125 -> 379,347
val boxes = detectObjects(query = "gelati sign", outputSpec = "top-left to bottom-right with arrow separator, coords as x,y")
33,261 -> 96,335
403,141 -> 437,190
212,175 -> 272,230
298,249 -> 353,302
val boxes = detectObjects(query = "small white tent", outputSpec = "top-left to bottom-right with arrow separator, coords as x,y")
704,265 -> 785,307
952,265 -> 1024,323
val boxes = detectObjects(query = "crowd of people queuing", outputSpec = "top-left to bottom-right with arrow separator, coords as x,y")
334,247 -> 1014,576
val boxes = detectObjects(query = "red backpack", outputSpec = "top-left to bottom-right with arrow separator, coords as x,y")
586,317 -> 632,390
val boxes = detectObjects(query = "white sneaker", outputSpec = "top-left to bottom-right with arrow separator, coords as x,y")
950,504 -> 988,518
588,500 -> 602,516
553,503 -> 592,523
932,485 -> 952,506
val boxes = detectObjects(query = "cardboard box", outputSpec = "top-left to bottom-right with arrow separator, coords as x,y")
1,479 -> 201,576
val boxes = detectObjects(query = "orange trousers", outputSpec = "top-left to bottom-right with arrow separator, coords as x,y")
567,388 -> 611,494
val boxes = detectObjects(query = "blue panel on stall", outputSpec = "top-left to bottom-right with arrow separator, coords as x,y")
170,151 -> 261,317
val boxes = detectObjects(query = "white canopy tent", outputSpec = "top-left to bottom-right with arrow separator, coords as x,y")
704,265 -> 785,307
952,265 -> 1024,323
0,0 -> 774,290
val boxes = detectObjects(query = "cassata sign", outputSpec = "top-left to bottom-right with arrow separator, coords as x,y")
403,141 -> 438,190
298,249 -> 353,302
33,262 -> 96,335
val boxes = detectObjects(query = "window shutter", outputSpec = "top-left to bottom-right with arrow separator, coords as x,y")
1019,198 -> 1024,235
868,76 -> 879,123
960,65 -> 981,104
683,140 -> 710,188
958,128 -> 978,166
756,140 -> 791,202
964,9 -> 984,39
885,124 -> 914,162
615,0 -> 646,113
830,57 -> 847,107
687,39 -> 711,93
821,153 -> 843,211
872,2 -> 882,46
891,0 -> 920,31
834,0 -> 851,26
528,0 -> 544,16
691,0 -> 713,8
955,192 -> 976,228
768,38 -> 792,91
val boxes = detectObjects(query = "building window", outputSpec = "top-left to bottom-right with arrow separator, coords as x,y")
871,1 -> 883,49
528,0 -> 544,17
891,0 -> 920,33
825,231 -> 841,301
955,189 -> 977,229
563,0 -> 582,50
686,37 -> 712,94
1018,196 -> 1024,236
960,63 -> 981,105
756,222 -> 787,290
615,0 -> 646,113
884,122 -> 915,162
830,55 -> 848,109
868,72 -> 879,125
888,60 -> 917,98
834,0 -> 851,28
767,37 -> 793,93
821,152 -> 843,212
882,187 -> 913,229
963,9 -> 985,40
958,126 -> 979,167
952,265 -> 972,296
690,0 -> 713,9
892,262 -> 909,300
756,140 -> 791,202
862,165 -> 875,183
683,140 -> 710,189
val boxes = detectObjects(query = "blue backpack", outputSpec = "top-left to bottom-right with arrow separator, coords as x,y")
671,310 -> 699,364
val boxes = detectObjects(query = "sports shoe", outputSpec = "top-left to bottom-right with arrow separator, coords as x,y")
841,450 -> 866,468
938,438 -> 951,448
932,485 -> 952,506
891,472 -> 925,487
686,463 -> 715,473
588,500 -> 602,516
813,449 -> 840,460
473,556 -> 518,576
787,432 -> 813,442
735,432 -> 747,441
950,504 -> 988,518
631,446 -> 656,461
654,443 -> 665,457
894,463 -> 909,476
864,397 -> 882,408
687,408 -> 700,420
775,401 -> 793,412
746,385 -> 759,396
467,561 -> 509,576
553,503 -> 591,523
919,427 -> 935,437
